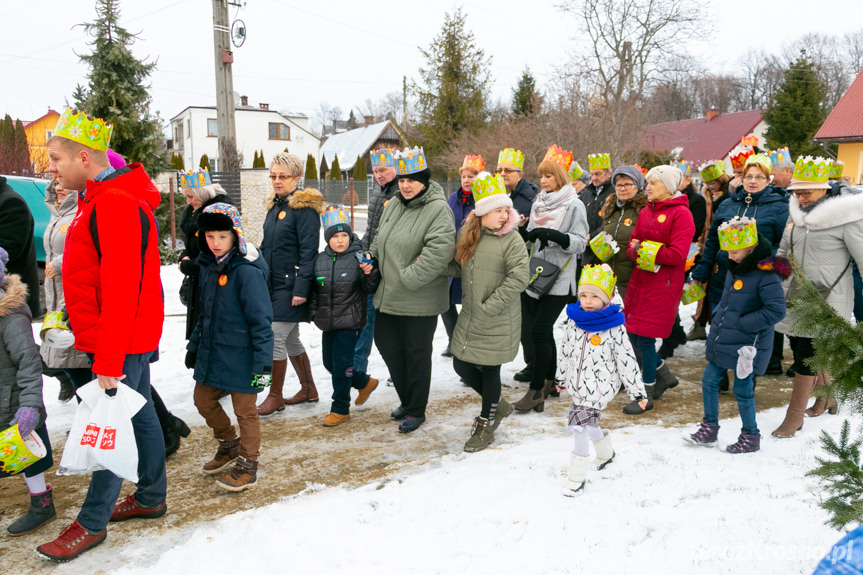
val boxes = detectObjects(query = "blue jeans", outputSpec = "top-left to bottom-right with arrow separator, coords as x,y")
702,361 -> 759,435
353,295 -> 376,374
325,329 -> 370,415
76,351 -> 167,531
628,333 -> 660,383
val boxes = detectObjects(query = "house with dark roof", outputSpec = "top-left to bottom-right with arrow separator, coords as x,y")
814,69 -> 863,185
640,109 -> 767,175
319,120 -> 401,177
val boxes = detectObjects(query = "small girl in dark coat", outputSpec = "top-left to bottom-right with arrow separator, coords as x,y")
186,204 -> 274,492
311,206 -> 380,427
687,217 -> 787,453
0,248 -> 57,535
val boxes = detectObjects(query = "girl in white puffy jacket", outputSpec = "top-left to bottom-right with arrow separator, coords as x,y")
556,264 -> 648,496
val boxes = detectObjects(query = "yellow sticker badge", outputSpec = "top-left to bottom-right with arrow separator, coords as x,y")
623,218 -> 632,226
733,279 -> 743,290
278,211 -> 287,220
590,335 -> 602,346
218,274 -> 228,286
658,214 -> 667,223
59,224 -> 69,234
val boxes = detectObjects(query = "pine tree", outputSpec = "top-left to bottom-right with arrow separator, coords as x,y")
73,0 -> 167,174
353,155 -> 367,180
0,115 -> 14,174
414,6 -> 492,158
200,154 -> 211,171
511,67 -> 538,117
347,110 -> 358,130
259,149 -> 266,168
12,119 -> 31,174
253,150 -> 259,168
169,153 -> 184,170
763,51 -> 828,158
330,154 -> 342,180
305,153 -> 317,180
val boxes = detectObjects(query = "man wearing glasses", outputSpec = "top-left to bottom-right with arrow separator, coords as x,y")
495,148 -> 537,225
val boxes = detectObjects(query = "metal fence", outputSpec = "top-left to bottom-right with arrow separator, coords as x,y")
210,171 -> 242,209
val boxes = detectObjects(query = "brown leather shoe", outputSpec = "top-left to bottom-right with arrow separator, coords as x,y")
217,457 -> 257,492
285,352 -> 319,405
257,359 -> 288,416
322,412 -> 351,427
355,377 -> 378,406
203,438 -> 239,475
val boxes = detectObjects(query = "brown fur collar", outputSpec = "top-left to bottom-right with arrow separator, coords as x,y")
599,192 -> 648,218
265,188 -> 326,213
0,275 -> 29,318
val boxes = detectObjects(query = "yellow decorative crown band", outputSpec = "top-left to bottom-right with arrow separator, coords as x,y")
792,156 -> 832,183
569,161 -> 584,181
473,174 -> 506,202
831,160 -> 844,179
394,147 -> 428,175
579,264 -> 616,298
498,148 -> 525,170
542,145 -> 573,170
371,148 -> 397,167
699,160 -> 726,182
54,108 -> 113,152
718,216 -> 758,251
588,153 -> 611,170
744,154 -> 772,173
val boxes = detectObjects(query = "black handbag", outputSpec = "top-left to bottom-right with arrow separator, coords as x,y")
179,275 -> 191,307
526,244 -> 571,298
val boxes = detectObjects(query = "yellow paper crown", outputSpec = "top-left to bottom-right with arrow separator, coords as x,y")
569,161 -> 584,181
54,108 -> 113,152
699,160 -> 726,182
588,153 -> 611,170
744,154 -> 772,173
831,160 -> 845,179
473,174 -> 507,203
718,216 -> 758,251
497,148 -> 525,170
461,155 -> 485,173
579,264 -> 616,299
542,145 -> 573,170
792,156 -> 832,183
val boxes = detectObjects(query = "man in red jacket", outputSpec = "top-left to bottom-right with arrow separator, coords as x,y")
36,110 -> 167,563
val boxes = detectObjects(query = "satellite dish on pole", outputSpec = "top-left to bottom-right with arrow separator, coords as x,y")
231,19 -> 246,48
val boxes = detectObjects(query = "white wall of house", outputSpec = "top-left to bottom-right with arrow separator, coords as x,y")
171,107 -> 319,171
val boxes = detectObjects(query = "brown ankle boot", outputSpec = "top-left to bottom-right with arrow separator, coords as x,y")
216,457 -> 258,492
257,359 -> 288,416
772,374 -> 816,438
284,352 -> 319,405
202,438 -> 239,475
805,373 -> 838,417
512,388 -> 544,413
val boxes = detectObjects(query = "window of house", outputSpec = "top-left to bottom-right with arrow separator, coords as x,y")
207,119 -> 218,137
268,123 -> 290,140
45,130 -> 54,140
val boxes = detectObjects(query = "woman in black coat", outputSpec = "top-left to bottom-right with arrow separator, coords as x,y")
178,181 -> 233,340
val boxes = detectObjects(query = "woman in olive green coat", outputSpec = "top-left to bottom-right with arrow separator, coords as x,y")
448,176 -> 529,452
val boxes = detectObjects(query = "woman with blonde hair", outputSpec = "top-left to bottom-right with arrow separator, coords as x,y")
257,153 -> 326,416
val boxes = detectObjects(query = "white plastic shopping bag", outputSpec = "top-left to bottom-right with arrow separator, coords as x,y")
58,381 -> 147,482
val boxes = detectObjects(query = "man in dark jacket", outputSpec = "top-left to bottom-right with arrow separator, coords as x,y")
496,148 -> 537,222
356,149 -> 400,378
580,154 -> 615,237
37,109 -> 167,563
0,177 -> 41,317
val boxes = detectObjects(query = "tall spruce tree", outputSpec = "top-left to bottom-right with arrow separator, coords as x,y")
252,150 -> 259,168
347,110 -> 358,130
305,153 -> 318,180
353,155 -> 367,180
330,154 -> 342,180
511,67 -> 538,117
73,0 -> 167,173
763,51 -> 828,158
0,115 -> 14,174
12,120 -> 31,174
414,7 -> 491,158
199,154 -> 211,171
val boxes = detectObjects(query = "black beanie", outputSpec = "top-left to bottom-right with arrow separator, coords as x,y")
324,222 -> 353,243
398,168 -> 431,190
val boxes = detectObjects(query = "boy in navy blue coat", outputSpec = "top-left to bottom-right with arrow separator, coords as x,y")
310,206 -> 380,427
687,217 -> 787,453
186,203 -> 273,491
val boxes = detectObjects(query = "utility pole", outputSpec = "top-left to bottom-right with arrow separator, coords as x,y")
212,0 -> 239,171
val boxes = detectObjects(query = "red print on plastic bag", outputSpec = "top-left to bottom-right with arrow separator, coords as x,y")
81,423 -> 100,447
99,427 -> 117,450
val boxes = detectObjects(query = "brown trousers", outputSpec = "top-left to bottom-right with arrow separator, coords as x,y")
193,383 -> 261,461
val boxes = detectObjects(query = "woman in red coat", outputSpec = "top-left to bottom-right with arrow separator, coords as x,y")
622,165 -> 695,414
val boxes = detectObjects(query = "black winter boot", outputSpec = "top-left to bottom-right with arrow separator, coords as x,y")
7,486 -> 56,536
162,414 -> 192,458
514,364 -> 534,382
652,361 -> 679,399
623,385 -> 654,414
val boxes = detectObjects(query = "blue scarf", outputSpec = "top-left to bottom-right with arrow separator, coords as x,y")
566,301 -> 625,332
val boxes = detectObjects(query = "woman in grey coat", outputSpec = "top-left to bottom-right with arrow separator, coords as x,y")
514,150 -> 588,413
772,168 -> 863,438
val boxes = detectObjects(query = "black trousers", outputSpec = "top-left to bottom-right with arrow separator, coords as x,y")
441,304 -> 459,343
452,357 -> 501,419
771,331 -> 784,366
521,292 -> 569,391
375,312 -> 437,418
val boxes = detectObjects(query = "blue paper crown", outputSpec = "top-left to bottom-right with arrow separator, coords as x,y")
671,161 -> 691,176
179,168 -> 212,188
322,205 -> 351,230
371,148 -> 397,167
768,147 -> 792,167
394,147 -> 428,175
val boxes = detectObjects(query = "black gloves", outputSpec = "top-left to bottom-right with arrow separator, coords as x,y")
185,351 -> 197,370
526,228 -> 570,251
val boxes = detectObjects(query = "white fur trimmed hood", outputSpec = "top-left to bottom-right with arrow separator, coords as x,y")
789,185 -> 863,231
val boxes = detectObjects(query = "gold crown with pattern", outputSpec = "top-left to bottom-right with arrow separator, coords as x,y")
718,216 -> 758,251
744,153 -> 772,173
699,160 -> 726,182
542,145 -> 573,170
579,264 -> 616,299
54,108 -> 113,152
461,155 -> 485,173
569,161 -> 584,181
831,160 -> 845,179
792,156 -> 831,182
497,148 -> 525,170
588,153 -> 611,170
473,174 -> 507,203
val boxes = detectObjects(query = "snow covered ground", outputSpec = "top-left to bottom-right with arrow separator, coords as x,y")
25,266 -> 852,574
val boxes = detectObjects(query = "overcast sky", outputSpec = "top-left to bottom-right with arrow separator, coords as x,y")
1,0 -> 860,131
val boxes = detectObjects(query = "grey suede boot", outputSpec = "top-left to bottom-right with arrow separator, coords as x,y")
7,486 -> 56,536
623,384 -> 654,414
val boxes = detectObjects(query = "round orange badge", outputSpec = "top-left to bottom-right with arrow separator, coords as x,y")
59,224 -> 69,234
787,222 -> 794,229
733,279 -> 743,290
218,274 -> 228,286
278,211 -> 287,220
623,218 -> 632,226
658,214 -> 667,223
590,335 -> 602,346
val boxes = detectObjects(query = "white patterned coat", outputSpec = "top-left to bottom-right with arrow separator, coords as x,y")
555,321 -> 645,410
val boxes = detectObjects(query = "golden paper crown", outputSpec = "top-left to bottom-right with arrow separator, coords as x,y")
542,145 -> 573,170
588,153 -> 611,170
569,161 -> 584,181
579,264 -> 616,299
831,160 -> 845,179
497,148 -> 525,170
461,155 -> 485,173
473,174 -> 507,203
792,156 -> 831,183
744,154 -> 772,174
718,216 -> 758,251
740,135 -> 759,147
729,146 -> 755,169
699,160 -> 726,182
54,108 -> 113,152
